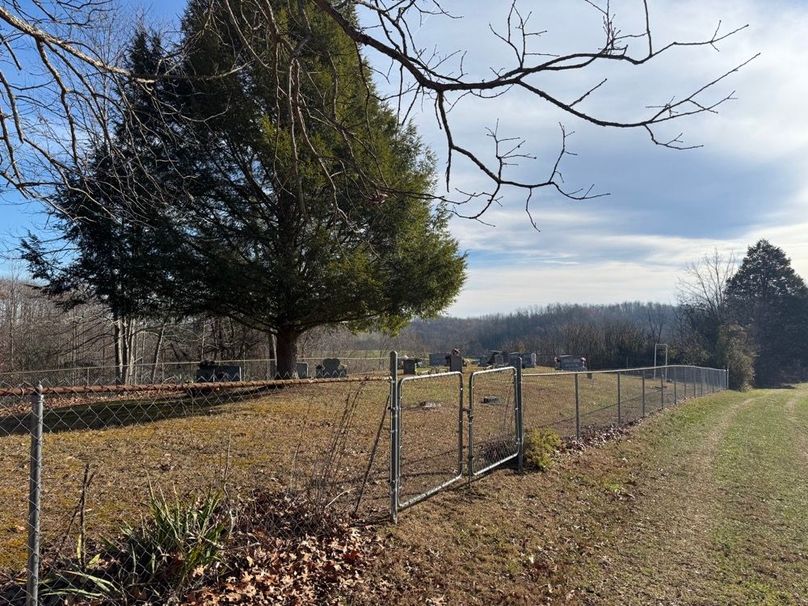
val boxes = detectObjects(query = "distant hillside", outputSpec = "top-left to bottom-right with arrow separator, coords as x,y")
396,302 -> 677,369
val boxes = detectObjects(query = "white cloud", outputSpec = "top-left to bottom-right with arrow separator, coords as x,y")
390,0 -> 808,315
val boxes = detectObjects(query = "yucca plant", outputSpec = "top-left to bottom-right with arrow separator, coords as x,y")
41,488 -> 234,604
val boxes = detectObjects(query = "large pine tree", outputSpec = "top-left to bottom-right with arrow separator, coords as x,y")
28,1 -> 466,379
22,30 -> 174,383
725,240 -> 808,385
147,0 -> 467,376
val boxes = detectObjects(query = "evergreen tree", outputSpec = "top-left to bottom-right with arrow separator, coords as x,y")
21,30 -> 173,383
147,0 -> 466,376
725,240 -> 808,385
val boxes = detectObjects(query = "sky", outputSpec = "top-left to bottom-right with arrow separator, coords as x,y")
2,0 -> 807,317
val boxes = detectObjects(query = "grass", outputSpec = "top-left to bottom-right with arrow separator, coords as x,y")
0,367 -> 718,576
0,382 -> 393,570
356,385 -> 808,605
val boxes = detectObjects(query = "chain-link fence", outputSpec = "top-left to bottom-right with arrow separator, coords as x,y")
0,375 -> 391,604
1,358 -> 728,604
522,365 -> 729,440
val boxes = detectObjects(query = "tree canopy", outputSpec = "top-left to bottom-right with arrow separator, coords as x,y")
24,2 -> 467,378
725,240 -> 808,385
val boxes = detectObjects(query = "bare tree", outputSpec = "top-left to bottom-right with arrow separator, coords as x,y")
1,0 -> 755,224
677,248 -> 737,325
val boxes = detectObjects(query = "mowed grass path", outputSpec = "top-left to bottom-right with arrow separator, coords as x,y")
364,385 -> 808,605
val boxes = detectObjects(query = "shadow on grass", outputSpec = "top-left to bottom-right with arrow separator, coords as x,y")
0,386 -> 283,437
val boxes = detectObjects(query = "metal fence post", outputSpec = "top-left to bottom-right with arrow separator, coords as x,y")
689,367 -> 693,399
514,358 -> 524,473
458,373 -> 464,480
467,373 -> 475,479
26,384 -> 44,606
574,373 -> 580,439
673,368 -> 678,405
641,372 -> 646,418
616,371 -> 622,426
660,371 -> 664,409
389,352 -> 399,523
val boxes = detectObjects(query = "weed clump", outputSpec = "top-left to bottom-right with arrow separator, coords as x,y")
37,489 -> 233,604
0,489 -> 378,605
524,428 -> 562,471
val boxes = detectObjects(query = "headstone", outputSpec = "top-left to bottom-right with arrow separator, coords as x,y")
478,355 -> 489,367
196,362 -> 242,382
493,353 -> 505,367
317,358 -> 347,378
428,353 -> 447,367
448,349 -> 463,373
296,362 -> 309,379
403,359 -> 418,375
509,352 -> 537,368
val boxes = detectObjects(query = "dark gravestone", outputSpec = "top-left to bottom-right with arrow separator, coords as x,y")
196,362 -> 242,382
448,350 -> 463,373
317,358 -> 347,378
296,362 -> 309,379
428,353 -> 447,367
403,359 -> 418,375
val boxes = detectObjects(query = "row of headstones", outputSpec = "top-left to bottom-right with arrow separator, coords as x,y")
402,351 -> 464,375
197,359 -> 348,381
426,351 -> 538,370
303,358 -> 348,379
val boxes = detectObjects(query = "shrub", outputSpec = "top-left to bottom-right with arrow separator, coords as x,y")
717,323 -> 755,390
523,428 -> 562,471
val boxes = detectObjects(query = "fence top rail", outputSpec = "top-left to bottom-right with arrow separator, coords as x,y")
398,370 -> 462,386
522,364 -> 727,378
0,375 -> 391,398
470,365 -> 517,378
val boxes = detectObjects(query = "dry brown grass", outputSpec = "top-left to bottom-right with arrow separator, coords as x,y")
0,368 -> 706,574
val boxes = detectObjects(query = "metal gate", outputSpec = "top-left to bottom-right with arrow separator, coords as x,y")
388,353 -> 524,521
392,370 -> 464,514
467,364 -> 523,477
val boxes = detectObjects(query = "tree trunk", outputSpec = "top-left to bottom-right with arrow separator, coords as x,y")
275,327 -> 299,378
113,315 -> 123,384
125,318 -> 137,384
150,321 -> 166,383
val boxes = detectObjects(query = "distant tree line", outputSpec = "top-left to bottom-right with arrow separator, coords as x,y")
401,302 -> 676,369
0,284 -> 678,377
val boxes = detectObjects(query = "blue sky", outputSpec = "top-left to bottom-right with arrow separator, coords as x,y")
2,0 -> 807,317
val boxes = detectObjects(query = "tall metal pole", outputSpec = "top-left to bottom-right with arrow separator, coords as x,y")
389,352 -> 399,522
26,384 -> 44,606
457,374 -> 464,480
617,371 -> 622,426
467,374 -> 475,479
